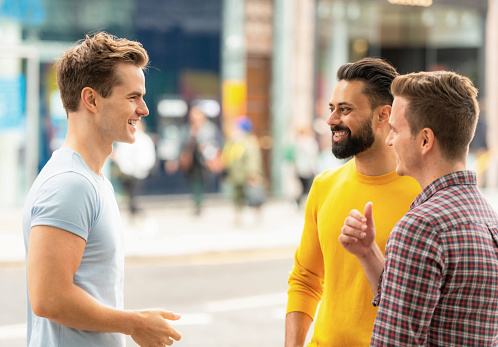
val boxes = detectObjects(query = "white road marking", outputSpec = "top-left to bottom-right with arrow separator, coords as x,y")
271,307 -> 286,320
0,323 -> 26,340
170,313 -> 213,326
0,293 -> 286,337
204,293 -> 286,313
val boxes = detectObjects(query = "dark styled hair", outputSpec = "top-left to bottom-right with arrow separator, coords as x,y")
337,57 -> 399,109
56,31 -> 149,112
391,71 -> 479,162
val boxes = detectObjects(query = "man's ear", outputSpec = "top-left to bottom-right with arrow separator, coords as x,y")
420,128 -> 435,155
376,105 -> 392,128
81,87 -> 98,113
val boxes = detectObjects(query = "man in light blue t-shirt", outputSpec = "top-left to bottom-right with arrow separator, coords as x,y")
22,32 -> 182,347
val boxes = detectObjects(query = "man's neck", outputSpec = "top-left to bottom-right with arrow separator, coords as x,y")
354,143 -> 397,176
417,160 -> 467,189
61,119 -> 113,176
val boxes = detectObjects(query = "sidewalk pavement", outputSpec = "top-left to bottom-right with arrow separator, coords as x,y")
0,196 -> 305,264
3,188 -> 498,265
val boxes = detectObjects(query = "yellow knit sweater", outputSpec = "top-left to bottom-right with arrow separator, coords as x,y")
287,159 -> 421,346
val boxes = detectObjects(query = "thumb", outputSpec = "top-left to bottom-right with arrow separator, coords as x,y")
364,202 -> 375,229
160,310 -> 182,321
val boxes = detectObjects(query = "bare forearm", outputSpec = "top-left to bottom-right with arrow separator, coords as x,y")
285,311 -> 313,347
357,242 -> 385,295
27,226 -> 181,344
32,284 -> 139,335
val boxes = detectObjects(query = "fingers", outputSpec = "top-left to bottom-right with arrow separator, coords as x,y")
133,310 -> 182,346
167,328 -> 182,342
341,223 -> 366,241
158,312 -> 182,342
341,206 -> 370,241
160,311 -> 182,321
338,232 -> 359,245
344,210 -> 367,235
364,202 -> 374,228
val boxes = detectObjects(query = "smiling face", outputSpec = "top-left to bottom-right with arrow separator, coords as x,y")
386,96 -> 421,178
97,62 -> 149,145
327,80 -> 376,159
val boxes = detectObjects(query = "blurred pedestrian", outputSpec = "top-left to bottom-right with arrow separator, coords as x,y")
285,58 -> 420,346
22,32 -> 181,346
168,105 -> 223,215
293,126 -> 319,209
340,71 -> 498,346
113,121 -> 156,219
222,116 -> 265,225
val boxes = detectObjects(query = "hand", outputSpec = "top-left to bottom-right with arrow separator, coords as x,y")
339,202 -> 376,259
131,309 -> 182,347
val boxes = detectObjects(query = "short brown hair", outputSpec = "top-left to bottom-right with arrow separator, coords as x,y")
391,71 -> 479,162
56,31 -> 149,112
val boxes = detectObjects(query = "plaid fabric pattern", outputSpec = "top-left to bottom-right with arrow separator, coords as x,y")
371,171 -> 498,346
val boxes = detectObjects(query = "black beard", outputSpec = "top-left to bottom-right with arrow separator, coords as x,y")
331,119 -> 375,159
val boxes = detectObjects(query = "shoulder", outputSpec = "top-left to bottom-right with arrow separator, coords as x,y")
36,171 -> 99,207
388,211 -> 438,258
31,151 -> 103,210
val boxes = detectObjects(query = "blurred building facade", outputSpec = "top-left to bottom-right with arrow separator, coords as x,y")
0,0 -> 494,206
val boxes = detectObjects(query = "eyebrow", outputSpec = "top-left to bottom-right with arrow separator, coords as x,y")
127,90 -> 145,97
329,102 -> 354,107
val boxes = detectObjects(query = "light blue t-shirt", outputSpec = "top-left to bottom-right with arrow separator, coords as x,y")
22,149 -> 125,346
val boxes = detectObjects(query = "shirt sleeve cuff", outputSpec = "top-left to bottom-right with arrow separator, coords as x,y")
371,270 -> 384,307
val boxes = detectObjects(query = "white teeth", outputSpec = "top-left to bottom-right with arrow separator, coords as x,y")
334,131 -> 347,136
128,120 -> 137,126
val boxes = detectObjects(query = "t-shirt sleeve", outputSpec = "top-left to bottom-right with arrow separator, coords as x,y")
30,172 -> 100,241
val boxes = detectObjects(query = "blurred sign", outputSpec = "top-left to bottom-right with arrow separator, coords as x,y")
222,80 -> 246,122
157,98 -> 188,118
0,0 -> 46,26
0,74 -> 26,131
192,99 -> 220,118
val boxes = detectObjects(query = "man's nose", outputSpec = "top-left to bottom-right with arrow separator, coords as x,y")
138,100 -> 149,117
327,109 -> 341,127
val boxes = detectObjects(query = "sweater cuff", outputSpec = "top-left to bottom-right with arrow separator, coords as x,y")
286,291 -> 319,319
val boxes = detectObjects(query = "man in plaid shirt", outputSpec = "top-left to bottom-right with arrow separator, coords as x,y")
340,71 -> 498,346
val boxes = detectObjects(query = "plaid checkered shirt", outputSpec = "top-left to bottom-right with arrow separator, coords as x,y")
371,171 -> 498,346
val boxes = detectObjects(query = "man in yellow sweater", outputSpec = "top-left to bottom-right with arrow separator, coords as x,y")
285,58 -> 421,346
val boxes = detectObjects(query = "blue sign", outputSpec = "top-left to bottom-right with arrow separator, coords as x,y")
0,74 -> 26,131
0,0 -> 46,26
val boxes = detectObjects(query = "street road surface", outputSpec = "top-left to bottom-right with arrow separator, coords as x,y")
0,250 -> 298,347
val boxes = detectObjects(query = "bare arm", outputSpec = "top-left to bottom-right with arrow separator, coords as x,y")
285,311 -> 313,347
338,202 -> 385,294
27,225 -> 181,346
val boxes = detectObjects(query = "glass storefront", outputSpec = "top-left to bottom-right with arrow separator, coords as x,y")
313,0 -> 487,162
0,0 -> 223,204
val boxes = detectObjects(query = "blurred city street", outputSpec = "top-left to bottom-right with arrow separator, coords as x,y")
2,189 -> 498,346
0,195 -> 305,346
0,195 -> 305,264
0,0 -> 495,346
